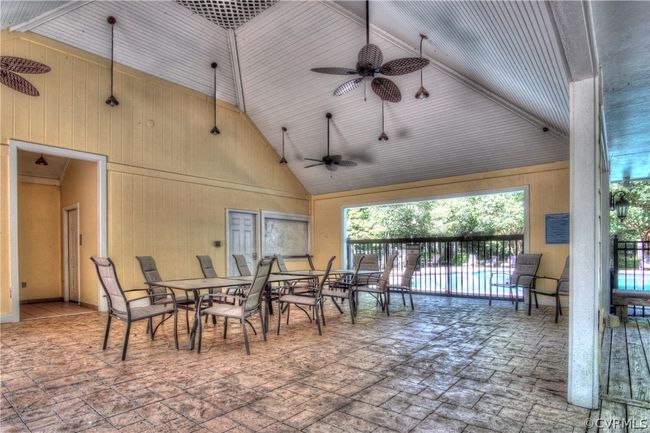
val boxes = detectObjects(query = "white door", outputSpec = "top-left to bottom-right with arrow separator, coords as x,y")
66,207 -> 80,303
228,211 -> 258,275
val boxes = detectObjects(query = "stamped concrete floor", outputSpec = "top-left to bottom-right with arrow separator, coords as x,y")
1,295 -> 591,433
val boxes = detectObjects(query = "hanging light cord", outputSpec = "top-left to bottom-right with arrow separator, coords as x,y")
382,101 -> 385,130
366,0 -> 370,45
213,65 -> 217,124
419,35 -> 424,86
110,22 -> 114,96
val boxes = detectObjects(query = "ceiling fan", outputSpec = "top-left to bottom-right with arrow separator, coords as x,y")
311,0 -> 429,103
0,56 -> 50,96
304,113 -> 357,171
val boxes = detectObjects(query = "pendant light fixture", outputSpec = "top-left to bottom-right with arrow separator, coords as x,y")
279,126 -> 288,164
210,62 -> 220,135
105,16 -> 119,107
378,101 -> 388,141
415,34 -> 430,100
35,154 -> 48,166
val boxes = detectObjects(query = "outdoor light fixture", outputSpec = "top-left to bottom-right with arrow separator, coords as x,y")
378,100 -> 388,141
105,16 -> 119,107
210,62 -> 220,135
279,126 -> 288,165
414,34 -> 430,100
35,154 -> 48,166
610,191 -> 630,221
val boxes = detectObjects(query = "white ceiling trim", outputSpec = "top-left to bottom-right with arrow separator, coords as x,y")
10,1 -> 94,32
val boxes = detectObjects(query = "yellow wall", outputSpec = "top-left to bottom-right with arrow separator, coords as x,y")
18,181 -> 62,300
60,159 -> 98,306
311,161 -> 570,289
0,31 -> 309,315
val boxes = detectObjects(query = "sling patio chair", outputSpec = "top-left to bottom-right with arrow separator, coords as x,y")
275,254 -> 317,295
388,252 -> 420,312
233,254 -> 252,276
353,253 -> 380,286
320,255 -> 365,324
306,254 -> 316,271
353,252 -> 398,316
91,257 -> 178,361
530,256 -> 569,323
489,253 -> 542,311
137,256 -> 194,332
196,257 -> 275,355
276,256 -> 335,336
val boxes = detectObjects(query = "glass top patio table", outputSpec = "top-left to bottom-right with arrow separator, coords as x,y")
273,269 -> 379,277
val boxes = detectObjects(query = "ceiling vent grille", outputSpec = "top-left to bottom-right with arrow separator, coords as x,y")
175,0 -> 279,29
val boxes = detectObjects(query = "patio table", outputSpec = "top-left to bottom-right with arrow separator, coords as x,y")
147,277 -> 248,350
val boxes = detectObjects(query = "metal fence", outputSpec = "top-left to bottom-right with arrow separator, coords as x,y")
612,235 -> 650,316
346,234 -> 524,300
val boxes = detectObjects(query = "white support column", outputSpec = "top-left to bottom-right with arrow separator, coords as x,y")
568,77 -> 601,408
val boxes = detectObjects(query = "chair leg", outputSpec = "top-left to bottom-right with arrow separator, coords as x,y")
277,301 -> 282,335
401,291 -> 406,306
409,291 -> 414,311
173,310 -> 179,350
121,321 -> 132,361
315,306 -> 322,336
528,289 -> 532,316
261,312 -> 267,342
348,296 -> 355,324
385,293 -> 390,317
103,315 -> 112,350
223,317 -> 228,339
558,297 -> 563,316
514,288 -> 519,311
555,296 -> 560,323
241,318 -> 251,355
320,302 -> 326,326
534,292 -> 539,309
148,318 -> 154,341
197,315 -> 203,353
489,286 -> 492,306
286,304 -> 291,325
185,308 -> 190,334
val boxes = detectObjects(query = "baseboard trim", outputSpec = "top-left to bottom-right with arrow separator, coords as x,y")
80,301 -> 98,310
20,297 -> 63,304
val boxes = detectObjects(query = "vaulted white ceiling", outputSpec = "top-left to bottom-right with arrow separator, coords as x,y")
2,0 -> 578,193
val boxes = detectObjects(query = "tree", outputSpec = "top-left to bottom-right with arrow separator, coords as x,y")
610,180 -> 650,240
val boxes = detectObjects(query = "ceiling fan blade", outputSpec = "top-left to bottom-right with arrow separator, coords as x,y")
357,44 -> 383,68
0,70 -> 39,96
304,157 -> 324,162
310,67 -> 357,75
325,163 -> 338,172
0,56 -> 51,74
371,77 -> 401,103
336,160 -> 358,167
304,163 -> 325,168
330,155 -> 343,161
380,57 -> 429,76
334,78 -> 364,96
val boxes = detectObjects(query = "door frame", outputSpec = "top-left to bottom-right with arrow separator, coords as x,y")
62,203 -> 81,304
5,140 -> 108,323
225,208 -> 260,277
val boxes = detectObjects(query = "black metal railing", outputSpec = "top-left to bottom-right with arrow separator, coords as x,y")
612,235 -> 650,316
347,234 -> 524,299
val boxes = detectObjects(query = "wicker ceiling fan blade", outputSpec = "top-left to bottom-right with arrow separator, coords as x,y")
336,160 -> 358,167
304,157 -> 324,162
357,44 -> 383,68
380,57 -> 429,76
333,78 -> 364,96
304,163 -> 325,168
311,67 -> 357,75
371,77 -> 401,103
0,70 -> 39,96
0,56 -> 51,74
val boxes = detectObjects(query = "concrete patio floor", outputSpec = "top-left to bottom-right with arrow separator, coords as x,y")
0,295 -> 591,432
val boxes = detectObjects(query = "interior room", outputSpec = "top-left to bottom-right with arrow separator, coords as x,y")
0,1 -> 648,432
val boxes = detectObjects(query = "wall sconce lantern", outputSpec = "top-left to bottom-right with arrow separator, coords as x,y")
610,191 -> 630,221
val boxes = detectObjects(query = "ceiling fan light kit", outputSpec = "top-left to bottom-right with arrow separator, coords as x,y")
105,16 -> 119,107
415,34 -> 430,100
210,62 -> 221,135
378,100 -> 389,141
35,154 -> 49,166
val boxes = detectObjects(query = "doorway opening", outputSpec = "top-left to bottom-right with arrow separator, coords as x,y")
226,209 -> 260,276
6,141 -> 107,323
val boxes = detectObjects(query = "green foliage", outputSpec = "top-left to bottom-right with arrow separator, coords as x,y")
346,191 -> 525,239
610,180 -> 650,240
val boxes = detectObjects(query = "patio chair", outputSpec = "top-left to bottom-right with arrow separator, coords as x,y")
136,256 -> 194,332
353,252 -> 397,316
321,255 -> 365,324
353,253 -> 380,286
196,257 -> 275,355
196,255 -> 218,278
306,254 -> 316,271
489,253 -> 542,311
233,254 -> 252,276
388,252 -> 420,311
276,256 -> 335,336
91,257 -> 178,361
531,256 -> 569,323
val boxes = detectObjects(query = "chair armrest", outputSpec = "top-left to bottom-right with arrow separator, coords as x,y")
535,276 -> 560,282
513,273 -> 537,288
123,288 -> 151,293
126,292 -> 176,305
489,272 -> 510,285
200,292 -> 246,303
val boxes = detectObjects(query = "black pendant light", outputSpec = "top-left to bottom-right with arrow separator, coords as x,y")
279,126 -> 288,164
210,62 -> 220,135
378,101 -> 388,141
415,34 -> 430,100
35,154 -> 48,166
105,16 -> 119,107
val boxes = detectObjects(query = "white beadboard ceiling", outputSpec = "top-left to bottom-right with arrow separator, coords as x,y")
4,0 -> 577,193
0,0 -> 68,29
28,0 -> 237,105
236,1 -> 567,193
